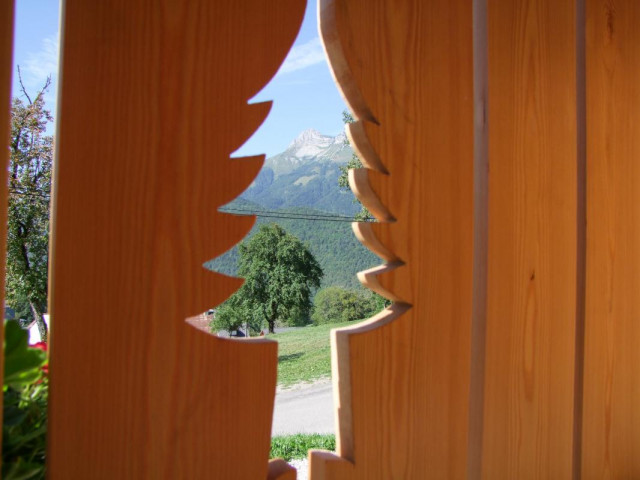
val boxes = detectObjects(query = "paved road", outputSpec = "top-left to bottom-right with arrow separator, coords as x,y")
272,380 -> 335,436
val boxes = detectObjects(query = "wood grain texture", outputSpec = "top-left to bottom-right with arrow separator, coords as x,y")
582,0 -> 640,477
312,0 -> 475,478
0,0 -> 15,454
467,0 -> 489,475
482,1 -> 578,477
48,1 -> 303,478
267,459 -> 298,480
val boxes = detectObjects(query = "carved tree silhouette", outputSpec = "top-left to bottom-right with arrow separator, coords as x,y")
49,2 -> 304,478
310,1 -> 476,478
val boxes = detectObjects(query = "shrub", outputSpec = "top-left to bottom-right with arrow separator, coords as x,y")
3,320 -> 48,480
311,286 -> 382,325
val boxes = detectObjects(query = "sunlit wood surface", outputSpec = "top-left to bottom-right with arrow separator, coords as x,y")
40,0 -> 640,477
48,1 -> 303,478
583,0 -> 640,477
481,1 -> 579,478
0,0 -> 15,454
312,0 -> 475,478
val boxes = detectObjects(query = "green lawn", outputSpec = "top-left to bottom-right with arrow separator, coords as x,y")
270,434 -> 336,460
272,321 -> 352,387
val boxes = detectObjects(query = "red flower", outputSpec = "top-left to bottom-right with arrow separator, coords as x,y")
30,342 -> 49,375
31,341 -> 47,351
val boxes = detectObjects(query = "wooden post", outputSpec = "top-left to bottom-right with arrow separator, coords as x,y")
0,0 -> 15,456
481,1 -> 580,477
583,1 -> 640,477
48,1 -> 304,478
312,0 -> 475,477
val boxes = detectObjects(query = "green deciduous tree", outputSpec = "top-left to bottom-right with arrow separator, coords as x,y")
311,286 -> 383,325
338,111 -> 373,222
210,293 -> 262,336
214,223 -> 323,334
6,74 -> 53,342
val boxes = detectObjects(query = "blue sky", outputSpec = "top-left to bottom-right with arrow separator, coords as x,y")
11,1 -> 347,157
11,1 -> 59,109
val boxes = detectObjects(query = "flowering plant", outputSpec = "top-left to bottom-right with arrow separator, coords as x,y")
3,320 -> 48,479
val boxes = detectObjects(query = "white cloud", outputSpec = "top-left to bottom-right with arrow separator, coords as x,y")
278,37 -> 326,75
23,34 -> 59,87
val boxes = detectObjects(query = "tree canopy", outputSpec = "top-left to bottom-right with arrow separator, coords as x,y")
211,223 -> 323,334
211,293 -> 260,336
6,75 -> 53,342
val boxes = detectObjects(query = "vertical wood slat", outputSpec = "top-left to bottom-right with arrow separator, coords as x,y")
583,0 -> 640,477
482,1 -> 579,477
467,0 -> 489,475
312,0 -> 475,478
49,1 -> 303,478
0,0 -> 15,454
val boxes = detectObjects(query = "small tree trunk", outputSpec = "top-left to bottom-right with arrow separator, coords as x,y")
268,319 -> 275,334
30,302 -> 48,343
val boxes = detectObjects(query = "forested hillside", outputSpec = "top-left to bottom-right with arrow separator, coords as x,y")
243,161 -> 359,215
206,199 -> 378,290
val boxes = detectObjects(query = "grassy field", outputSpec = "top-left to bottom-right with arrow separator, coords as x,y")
273,321 -> 352,387
270,434 -> 335,460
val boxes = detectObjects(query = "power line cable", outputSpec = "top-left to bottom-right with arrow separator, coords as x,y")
219,207 -> 366,220
6,190 -> 374,222
219,207 -> 358,220
219,208 -> 374,223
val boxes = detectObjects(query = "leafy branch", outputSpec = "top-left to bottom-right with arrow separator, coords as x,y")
337,111 -> 373,222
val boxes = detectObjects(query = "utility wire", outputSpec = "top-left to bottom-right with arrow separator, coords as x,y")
7,190 -> 373,222
219,208 -> 374,223
220,207 -> 357,220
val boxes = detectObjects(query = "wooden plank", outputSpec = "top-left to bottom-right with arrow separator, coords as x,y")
312,0 -> 475,477
0,0 -> 15,454
268,459 -> 298,480
582,0 -> 640,477
48,1 -> 304,478
481,1 -> 579,477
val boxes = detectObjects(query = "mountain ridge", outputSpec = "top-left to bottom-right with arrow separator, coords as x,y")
240,128 -> 356,215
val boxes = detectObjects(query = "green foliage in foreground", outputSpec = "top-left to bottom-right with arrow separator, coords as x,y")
276,321 -> 352,386
3,321 -> 48,480
270,434 -> 335,461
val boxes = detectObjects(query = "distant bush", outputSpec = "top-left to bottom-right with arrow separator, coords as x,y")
311,286 -> 383,325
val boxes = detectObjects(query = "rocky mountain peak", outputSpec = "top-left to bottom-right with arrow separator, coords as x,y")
287,128 -> 332,153
241,128 -> 357,215
282,129 -> 347,160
